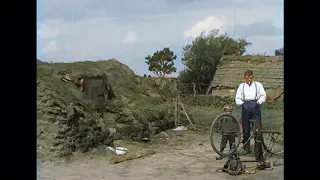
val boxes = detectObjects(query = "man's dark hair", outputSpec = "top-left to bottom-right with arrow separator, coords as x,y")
224,105 -> 233,112
244,70 -> 254,77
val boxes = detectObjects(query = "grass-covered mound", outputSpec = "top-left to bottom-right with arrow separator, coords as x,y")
37,59 -> 176,159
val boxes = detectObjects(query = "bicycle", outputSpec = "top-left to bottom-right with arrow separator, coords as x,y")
209,113 -> 284,166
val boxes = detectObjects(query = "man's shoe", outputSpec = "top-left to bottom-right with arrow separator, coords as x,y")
256,161 -> 268,170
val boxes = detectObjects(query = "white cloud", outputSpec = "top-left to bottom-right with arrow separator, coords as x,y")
121,31 -> 138,44
183,16 -> 226,39
37,0 -> 283,76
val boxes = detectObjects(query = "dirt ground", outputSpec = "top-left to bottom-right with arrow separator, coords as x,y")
37,129 -> 283,180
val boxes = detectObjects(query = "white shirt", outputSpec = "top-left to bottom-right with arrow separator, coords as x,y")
235,81 -> 266,105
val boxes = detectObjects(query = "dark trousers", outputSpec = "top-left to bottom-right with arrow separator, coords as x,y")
241,100 -> 264,161
220,134 -> 236,152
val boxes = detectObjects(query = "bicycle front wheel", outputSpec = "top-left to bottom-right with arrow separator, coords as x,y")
209,113 -> 241,156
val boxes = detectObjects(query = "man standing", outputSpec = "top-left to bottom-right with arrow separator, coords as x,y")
235,70 -> 267,169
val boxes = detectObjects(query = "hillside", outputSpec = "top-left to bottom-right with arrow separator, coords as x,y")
37,59 -> 176,159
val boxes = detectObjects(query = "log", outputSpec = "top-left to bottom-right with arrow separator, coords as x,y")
109,150 -> 156,164
180,101 -> 195,129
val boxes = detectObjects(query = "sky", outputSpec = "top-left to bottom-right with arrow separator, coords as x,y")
37,0 -> 284,77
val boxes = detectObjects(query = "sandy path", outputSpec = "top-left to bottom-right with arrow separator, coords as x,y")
37,131 -> 283,180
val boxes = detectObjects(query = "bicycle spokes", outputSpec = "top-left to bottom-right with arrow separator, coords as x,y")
210,113 -> 241,156
262,131 -> 284,155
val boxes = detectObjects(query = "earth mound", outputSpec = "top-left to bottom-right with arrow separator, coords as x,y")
37,59 -> 176,159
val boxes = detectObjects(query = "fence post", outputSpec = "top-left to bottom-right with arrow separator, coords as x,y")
174,80 -> 178,127
193,82 -> 196,96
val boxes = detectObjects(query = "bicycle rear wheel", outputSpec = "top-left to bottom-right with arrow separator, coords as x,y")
209,113 -> 241,156
262,123 -> 284,155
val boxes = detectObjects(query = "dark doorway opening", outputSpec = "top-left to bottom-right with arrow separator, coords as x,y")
83,75 -> 114,118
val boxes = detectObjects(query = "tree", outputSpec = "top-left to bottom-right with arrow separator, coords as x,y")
179,29 -> 251,84
275,47 -> 284,55
145,47 -> 177,78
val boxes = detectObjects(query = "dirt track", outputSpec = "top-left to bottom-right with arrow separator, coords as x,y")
37,130 -> 283,180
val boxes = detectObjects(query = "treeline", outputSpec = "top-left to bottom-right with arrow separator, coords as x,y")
144,29 -> 283,87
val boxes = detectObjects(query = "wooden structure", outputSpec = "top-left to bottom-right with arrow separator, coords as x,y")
207,55 -> 284,98
83,74 -> 115,128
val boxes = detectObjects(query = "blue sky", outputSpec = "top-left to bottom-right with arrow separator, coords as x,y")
37,0 -> 283,77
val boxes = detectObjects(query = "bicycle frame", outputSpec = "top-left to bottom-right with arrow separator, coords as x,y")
217,121 -> 281,161
235,120 -> 282,164
210,113 -> 283,161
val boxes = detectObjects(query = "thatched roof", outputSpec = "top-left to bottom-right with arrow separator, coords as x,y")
209,55 -> 284,90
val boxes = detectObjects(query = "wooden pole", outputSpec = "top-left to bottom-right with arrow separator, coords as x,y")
180,100 -> 195,129
193,82 -> 196,96
174,98 -> 178,127
174,81 -> 178,127
177,94 -> 181,126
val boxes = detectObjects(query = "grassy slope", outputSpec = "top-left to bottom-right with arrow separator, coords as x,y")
37,59 -> 176,159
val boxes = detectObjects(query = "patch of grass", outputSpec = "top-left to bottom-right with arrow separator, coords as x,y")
186,106 -> 224,129
37,151 -> 44,160
261,108 -> 284,129
180,95 -> 235,107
